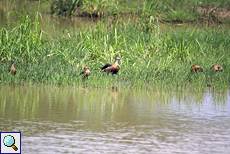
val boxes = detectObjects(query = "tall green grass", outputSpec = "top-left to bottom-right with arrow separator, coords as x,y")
0,12 -> 229,91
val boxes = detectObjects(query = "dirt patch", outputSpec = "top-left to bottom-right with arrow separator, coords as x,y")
197,7 -> 230,19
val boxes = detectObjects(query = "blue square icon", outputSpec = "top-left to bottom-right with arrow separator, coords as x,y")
0,132 -> 21,154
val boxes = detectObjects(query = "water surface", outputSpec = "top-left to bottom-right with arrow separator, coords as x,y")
0,0 -> 97,37
0,86 -> 229,153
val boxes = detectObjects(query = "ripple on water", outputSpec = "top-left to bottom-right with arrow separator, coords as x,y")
0,87 -> 230,153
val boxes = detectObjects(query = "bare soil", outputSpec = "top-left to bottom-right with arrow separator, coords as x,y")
197,7 -> 230,19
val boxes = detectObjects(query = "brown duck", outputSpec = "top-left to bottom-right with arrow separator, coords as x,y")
101,55 -> 122,74
80,65 -> 91,79
190,65 -> 203,72
211,65 -> 223,72
9,59 -> 16,75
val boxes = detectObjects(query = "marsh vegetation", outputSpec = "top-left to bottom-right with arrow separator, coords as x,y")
0,0 -> 229,91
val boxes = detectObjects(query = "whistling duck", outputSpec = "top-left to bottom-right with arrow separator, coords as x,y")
190,65 -> 203,72
9,59 -> 16,75
211,65 -> 223,72
101,55 -> 122,74
80,65 -> 91,79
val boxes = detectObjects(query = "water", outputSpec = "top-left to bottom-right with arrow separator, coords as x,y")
0,86 -> 229,153
0,0 -> 98,37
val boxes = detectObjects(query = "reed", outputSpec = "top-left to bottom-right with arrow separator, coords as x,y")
0,11 -> 229,91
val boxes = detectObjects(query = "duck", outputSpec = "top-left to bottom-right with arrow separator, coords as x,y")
101,55 -> 122,74
211,65 -> 223,72
80,65 -> 91,79
9,59 -> 16,75
190,65 -> 203,72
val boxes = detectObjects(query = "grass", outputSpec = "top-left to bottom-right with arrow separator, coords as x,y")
45,0 -> 230,23
0,11 -> 229,91
2,0 -> 230,24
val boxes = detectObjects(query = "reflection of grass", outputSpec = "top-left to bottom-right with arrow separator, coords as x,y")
0,12 -> 229,91
0,86 -> 228,122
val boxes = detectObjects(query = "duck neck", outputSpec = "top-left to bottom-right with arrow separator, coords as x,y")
115,59 -> 119,64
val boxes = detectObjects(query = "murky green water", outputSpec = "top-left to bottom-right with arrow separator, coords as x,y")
0,86 -> 230,153
0,1 -> 98,37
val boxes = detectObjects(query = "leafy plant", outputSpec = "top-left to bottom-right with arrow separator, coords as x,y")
50,0 -> 82,15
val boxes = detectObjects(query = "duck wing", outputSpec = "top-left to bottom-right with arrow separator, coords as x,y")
80,71 -> 85,75
101,63 -> 112,71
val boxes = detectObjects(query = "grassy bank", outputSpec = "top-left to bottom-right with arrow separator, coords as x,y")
47,0 -> 230,23
1,0 -> 230,24
0,12 -> 229,91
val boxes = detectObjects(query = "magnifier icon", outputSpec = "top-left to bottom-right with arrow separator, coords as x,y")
3,135 -> 18,151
